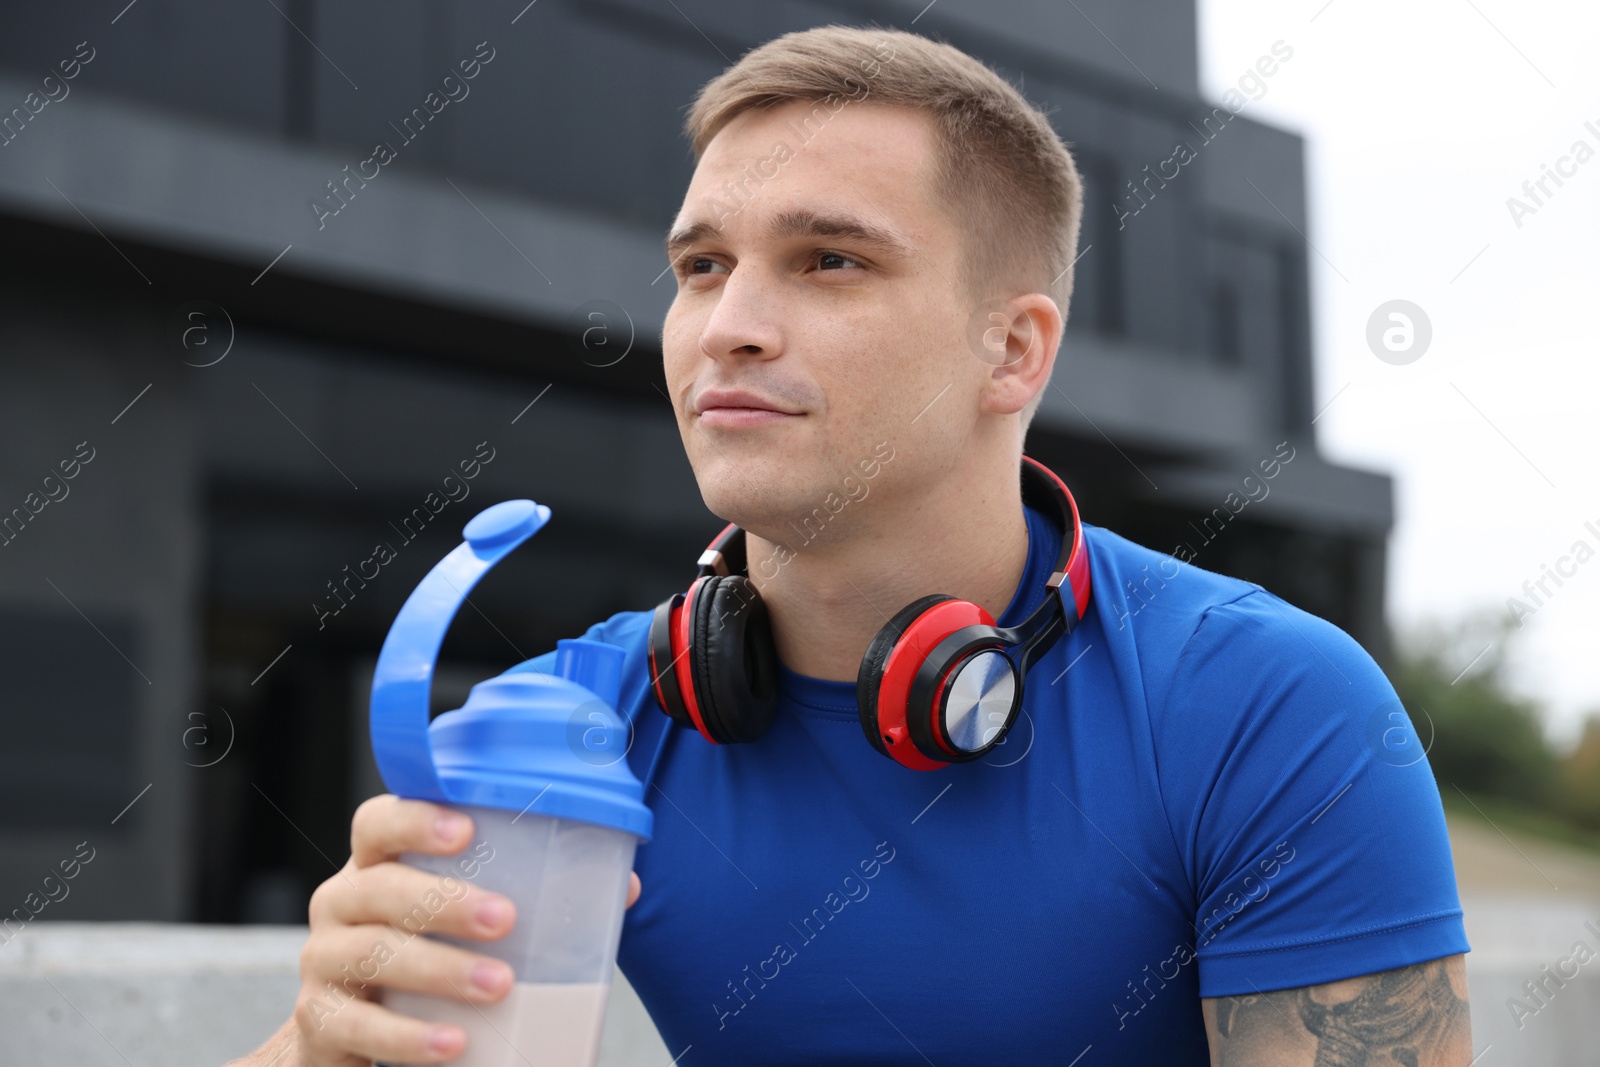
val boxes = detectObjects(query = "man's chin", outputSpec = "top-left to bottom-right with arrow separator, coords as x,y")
697,472 -> 808,530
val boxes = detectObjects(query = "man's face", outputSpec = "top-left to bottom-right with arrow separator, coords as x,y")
661,98 -> 980,541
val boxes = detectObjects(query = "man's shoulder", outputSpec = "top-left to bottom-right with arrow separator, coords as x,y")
1082,521 -> 1261,650
1081,523 -> 1386,709
579,607 -> 657,648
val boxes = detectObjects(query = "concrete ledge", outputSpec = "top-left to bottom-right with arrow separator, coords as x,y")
9,910 -> 1600,1064
0,923 -> 302,1067
1459,893 -> 1600,1065
12,908 -> 1600,1067
0,922 -> 670,1067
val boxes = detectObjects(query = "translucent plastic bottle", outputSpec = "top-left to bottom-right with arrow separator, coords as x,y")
368,500 -> 652,1067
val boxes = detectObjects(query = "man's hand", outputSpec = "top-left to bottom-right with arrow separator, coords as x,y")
233,794 -> 642,1067
1202,954 -> 1472,1066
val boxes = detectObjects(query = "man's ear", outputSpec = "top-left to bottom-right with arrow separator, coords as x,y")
971,292 -> 1062,416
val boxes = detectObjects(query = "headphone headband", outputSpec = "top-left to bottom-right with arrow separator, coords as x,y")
695,522 -> 741,579
1020,453 -> 1091,627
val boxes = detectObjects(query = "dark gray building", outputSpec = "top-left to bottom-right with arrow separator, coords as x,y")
0,0 -> 1390,926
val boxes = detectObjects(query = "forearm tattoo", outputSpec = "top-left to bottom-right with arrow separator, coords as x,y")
1207,957 -> 1472,1067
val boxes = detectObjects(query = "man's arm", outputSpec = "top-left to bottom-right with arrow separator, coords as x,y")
1201,954 -> 1472,1067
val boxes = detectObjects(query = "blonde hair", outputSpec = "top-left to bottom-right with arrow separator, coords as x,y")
684,25 -> 1082,428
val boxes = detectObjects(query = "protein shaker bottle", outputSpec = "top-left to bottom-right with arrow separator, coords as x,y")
368,499 -> 652,1067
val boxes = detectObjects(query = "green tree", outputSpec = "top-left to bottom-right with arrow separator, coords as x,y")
1556,713 -> 1600,831
1391,611 -> 1556,806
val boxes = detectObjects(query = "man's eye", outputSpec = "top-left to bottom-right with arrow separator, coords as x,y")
687,257 -> 728,275
815,251 -> 864,271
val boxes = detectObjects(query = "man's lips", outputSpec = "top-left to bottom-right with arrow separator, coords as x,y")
692,387 -> 801,415
692,387 -> 803,427
697,406 -> 799,429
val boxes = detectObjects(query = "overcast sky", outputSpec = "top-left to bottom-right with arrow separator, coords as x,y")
1196,0 -> 1599,743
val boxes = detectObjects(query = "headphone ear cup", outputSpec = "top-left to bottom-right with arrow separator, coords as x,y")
856,594 -> 955,757
648,593 -> 694,727
689,574 -> 778,743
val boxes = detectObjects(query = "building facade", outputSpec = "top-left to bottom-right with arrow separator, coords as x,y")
0,0 -> 1391,925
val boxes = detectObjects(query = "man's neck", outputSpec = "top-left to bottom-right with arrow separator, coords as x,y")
744,453 -> 1031,683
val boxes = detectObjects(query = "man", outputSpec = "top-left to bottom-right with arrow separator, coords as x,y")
239,25 -> 1472,1067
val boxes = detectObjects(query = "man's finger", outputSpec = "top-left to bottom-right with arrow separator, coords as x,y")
301,922 -> 513,1006
350,794 -> 474,867
318,862 -> 515,942
296,989 -> 465,1066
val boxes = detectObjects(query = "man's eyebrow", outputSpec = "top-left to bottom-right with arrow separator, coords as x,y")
664,220 -> 719,259
663,209 -> 916,261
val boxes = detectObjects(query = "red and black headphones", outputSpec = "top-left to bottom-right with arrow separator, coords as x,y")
647,455 -> 1092,771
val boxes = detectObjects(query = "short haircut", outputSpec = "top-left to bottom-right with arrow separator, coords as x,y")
683,25 -> 1083,429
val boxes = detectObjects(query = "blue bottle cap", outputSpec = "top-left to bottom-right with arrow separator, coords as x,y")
369,500 -> 652,841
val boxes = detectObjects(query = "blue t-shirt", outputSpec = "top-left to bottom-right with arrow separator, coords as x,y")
514,503 -> 1468,1064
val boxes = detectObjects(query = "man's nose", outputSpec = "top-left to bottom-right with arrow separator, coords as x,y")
698,264 -> 783,362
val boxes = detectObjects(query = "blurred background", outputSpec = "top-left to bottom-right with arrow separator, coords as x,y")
0,0 -> 1594,1063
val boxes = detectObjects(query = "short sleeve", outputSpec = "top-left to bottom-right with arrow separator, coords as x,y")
1150,589 -> 1469,997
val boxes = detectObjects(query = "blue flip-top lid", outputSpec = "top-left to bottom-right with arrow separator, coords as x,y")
368,499 -> 652,841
